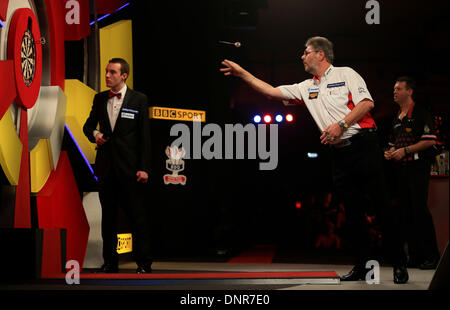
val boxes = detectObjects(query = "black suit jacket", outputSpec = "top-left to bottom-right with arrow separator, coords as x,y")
83,88 -> 151,182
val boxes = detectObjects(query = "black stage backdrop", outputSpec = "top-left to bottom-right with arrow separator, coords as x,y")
67,0 -> 449,258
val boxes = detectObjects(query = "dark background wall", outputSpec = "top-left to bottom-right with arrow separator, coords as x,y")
67,0 -> 449,256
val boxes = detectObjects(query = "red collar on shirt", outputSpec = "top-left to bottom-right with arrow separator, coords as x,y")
397,101 -> 415,119
407,101 -> 415,118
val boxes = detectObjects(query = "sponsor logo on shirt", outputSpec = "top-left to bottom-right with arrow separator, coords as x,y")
308,87 -> 320,99
358,87 -> 367,94
308,87 -> 320,92
327,82 -> 346,88
309,92 -> 319,99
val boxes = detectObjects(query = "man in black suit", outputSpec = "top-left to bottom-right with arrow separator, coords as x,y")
83,58 -> 152,273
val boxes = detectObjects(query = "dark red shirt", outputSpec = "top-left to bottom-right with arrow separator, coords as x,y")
388,101 -> 437,162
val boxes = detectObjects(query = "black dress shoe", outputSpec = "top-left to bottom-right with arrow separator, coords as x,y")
136,266 -> 152,274
393,266 -> 408,284
340,265 -> 367,281
96,263 -> 119,273
419,259 -> 438,270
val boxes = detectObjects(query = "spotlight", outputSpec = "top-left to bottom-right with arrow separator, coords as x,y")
253,115 -> 262,123
275,114 -> 283,123
286,114 -> 294,122
263,115 -> 272,123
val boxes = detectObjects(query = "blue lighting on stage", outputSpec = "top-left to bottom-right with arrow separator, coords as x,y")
65,124 -> 98,181
275,114 -> 283,123
253,115 -> 262,123
251,113 -> 294,124
0,20 -> 5,28
90,2 -> 131,26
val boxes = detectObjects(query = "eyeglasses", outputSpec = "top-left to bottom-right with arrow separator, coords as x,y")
302,50 -> 318,57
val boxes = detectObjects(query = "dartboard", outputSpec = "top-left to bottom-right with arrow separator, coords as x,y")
20,28 -> 36,86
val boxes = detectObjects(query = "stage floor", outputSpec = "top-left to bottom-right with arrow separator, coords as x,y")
2,260 -> 435,290
0,245 -> 439,291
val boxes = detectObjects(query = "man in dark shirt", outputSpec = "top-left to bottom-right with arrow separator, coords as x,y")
384,76 -> 440,269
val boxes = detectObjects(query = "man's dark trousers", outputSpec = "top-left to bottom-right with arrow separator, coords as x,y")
98,168 -> 152,269
331,130 -> 406,267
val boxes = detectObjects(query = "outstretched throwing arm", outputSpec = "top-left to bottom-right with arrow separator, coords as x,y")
220,59 -> 286,101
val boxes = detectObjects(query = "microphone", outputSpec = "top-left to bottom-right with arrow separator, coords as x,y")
218,40 -> 241,48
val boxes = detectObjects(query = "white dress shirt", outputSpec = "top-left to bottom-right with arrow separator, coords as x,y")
93,85 -> 127,138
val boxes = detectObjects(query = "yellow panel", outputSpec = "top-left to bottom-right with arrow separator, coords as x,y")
30,139 -> 53,193
117,233 -> 132,254
100,20 -> 133,92
0,107 -> 23,185
64,79 -> 98,164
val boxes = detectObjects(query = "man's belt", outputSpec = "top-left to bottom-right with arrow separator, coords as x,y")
332,128 -> 377,149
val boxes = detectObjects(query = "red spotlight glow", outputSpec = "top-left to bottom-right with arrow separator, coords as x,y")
286,114 -> 294,122
295,201 -> 302,209
263,115 -> 272,123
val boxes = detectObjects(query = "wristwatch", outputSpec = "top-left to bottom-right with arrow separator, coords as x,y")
405,146 -> 411,155
338,120 -> 349,131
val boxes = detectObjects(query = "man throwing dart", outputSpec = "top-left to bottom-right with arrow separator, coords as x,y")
220,36 -> 408,284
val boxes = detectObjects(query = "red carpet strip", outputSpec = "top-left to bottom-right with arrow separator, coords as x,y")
47,271 -> 339,279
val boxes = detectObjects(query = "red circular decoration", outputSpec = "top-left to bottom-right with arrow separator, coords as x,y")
7,8 -> 42,109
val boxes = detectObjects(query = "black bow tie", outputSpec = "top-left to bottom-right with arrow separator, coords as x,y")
108,91 -> 122,99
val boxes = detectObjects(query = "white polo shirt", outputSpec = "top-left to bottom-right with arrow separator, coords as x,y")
278,65 -> 376,139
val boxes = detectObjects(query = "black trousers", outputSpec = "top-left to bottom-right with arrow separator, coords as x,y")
331,130 -> 406,267
395,160 -> 440,263
98,171 -> 152,268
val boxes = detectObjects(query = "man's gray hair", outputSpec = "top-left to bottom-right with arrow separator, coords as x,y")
305,36 -> 334,64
